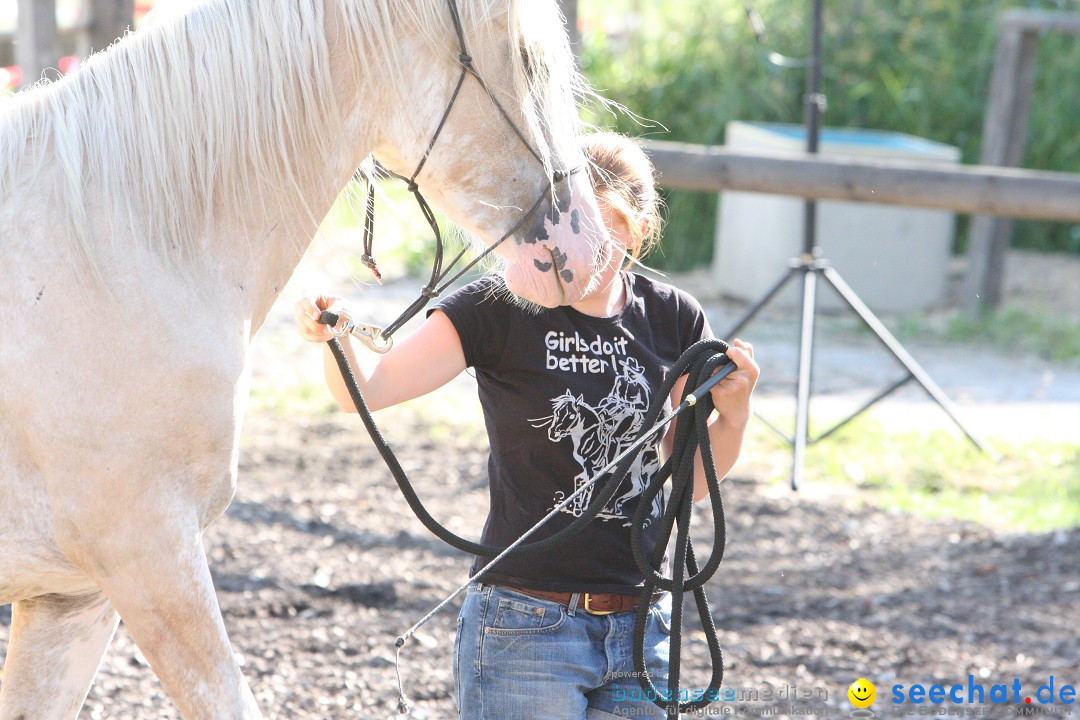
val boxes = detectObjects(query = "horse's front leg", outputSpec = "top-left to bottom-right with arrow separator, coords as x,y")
571,472 -> 593,516
53,476 -> 260,720
89,522 -> 261,719
0,592 -> 119,720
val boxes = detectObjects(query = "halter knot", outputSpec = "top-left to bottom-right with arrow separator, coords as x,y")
458,53 -> 473,66
407,180 -> 420,194
420,286 -> 438,299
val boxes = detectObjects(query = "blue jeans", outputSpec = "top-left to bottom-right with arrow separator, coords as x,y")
453,583 -> 672,720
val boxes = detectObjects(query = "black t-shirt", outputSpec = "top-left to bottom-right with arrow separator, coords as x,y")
433,272 -> 712,594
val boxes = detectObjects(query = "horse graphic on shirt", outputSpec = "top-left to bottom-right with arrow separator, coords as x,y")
531,358 -> 663,524
535,390 -> 607,516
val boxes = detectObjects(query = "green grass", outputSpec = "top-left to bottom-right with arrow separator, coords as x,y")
743,417 -> 1080,533
247,367 -> 486,441
945,305 -> 1080,364
375,393 -> 488,444
248,378 -> 342,417
846,303 -> 1080,364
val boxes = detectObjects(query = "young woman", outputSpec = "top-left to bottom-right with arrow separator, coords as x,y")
295,132 -> 758,720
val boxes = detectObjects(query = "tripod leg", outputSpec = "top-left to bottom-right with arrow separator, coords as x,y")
792,267 -> 819,490
821,266 -> 1000,460
724,265 -> 802,338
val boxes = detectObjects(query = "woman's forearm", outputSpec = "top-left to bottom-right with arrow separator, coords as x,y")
319,310 -> 468,414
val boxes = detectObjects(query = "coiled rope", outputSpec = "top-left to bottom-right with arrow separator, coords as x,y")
319,311 -> 732,716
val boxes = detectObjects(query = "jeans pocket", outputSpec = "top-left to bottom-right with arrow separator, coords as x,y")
650,600 -> 673,636
486,596 -> 566,636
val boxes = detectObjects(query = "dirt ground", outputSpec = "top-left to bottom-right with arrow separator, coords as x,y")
2,248 -> 1078,719
50,413 -> 1080,720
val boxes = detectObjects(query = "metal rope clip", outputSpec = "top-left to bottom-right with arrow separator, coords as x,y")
320,309 -> 394,354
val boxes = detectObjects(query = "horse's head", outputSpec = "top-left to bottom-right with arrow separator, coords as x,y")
361,0 -> 609,308
530,390 -> 591,441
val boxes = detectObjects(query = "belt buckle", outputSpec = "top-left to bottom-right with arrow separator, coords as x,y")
583,593 -> 617,616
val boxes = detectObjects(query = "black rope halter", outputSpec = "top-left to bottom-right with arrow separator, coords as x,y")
349,0 -> 581,350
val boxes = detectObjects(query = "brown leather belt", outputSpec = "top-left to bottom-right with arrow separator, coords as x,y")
503,585 -> 661,616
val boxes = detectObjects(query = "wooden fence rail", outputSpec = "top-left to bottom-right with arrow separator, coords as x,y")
644,140 -> 1080,223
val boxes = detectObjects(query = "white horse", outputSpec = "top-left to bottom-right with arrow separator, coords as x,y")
0,0 -> 608,716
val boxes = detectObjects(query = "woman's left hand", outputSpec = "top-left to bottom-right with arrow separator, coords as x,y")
708,338 -> 759,423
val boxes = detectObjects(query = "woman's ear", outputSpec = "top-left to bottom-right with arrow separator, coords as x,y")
625,217 -> 649,258
638,217 -> 651,245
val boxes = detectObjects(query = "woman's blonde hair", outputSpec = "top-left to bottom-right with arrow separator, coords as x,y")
582,132 -> 662,264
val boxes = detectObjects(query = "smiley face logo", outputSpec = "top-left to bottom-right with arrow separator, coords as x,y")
848,678 -> 876,708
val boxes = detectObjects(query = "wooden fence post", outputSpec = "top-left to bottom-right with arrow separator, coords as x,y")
15,0 -> 60,86
962,14 -> 1039,314
962,10 -> 1080,314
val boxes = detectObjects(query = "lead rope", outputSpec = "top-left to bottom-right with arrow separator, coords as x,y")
631,347 -> 731,716
318,316 -> 731,716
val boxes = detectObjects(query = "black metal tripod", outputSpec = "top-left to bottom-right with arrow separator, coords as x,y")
726,0 -> 998,490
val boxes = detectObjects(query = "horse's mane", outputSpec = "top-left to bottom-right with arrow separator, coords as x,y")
551,389 -> 579,412
0,0 -> 581,274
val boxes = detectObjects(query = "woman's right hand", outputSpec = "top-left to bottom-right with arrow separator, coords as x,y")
294,293 -> 342,343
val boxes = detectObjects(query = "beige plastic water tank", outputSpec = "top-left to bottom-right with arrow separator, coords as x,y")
713,121 -> 961,313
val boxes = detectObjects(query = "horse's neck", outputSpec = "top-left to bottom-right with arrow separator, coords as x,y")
203,5 -> 380,333
573,403 -> 601,431
225,149 -> 365,333
3,3 -> 382,335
